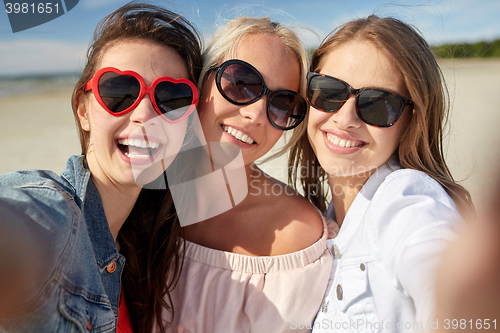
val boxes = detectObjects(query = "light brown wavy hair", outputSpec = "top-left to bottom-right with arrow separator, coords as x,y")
70,2 -> 202,332
289,15 -> 474,218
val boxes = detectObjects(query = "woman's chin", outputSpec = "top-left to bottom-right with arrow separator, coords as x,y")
131,156 -> 175,188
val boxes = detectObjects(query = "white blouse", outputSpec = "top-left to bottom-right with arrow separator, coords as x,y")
312,160 -> 462,332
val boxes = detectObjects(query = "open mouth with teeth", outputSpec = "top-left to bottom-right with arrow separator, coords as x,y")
325,133 -> 365,148
117,138 -> 163,159
222,125 -> 256,144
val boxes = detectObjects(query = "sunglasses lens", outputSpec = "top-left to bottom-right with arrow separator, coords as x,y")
308,75 -> 348,112
155,81 -> 194,121
357,90 -> 402,126
98,72 -> 140,113
268,92 -> 306,130
219,63 -> 262,104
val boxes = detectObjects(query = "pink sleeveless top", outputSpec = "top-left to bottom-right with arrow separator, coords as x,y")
158,213 -> 337,333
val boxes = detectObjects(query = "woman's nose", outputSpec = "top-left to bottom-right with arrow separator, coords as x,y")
330,96 -> 362,129
238,97 -> 267,125
129,94 -> 159,125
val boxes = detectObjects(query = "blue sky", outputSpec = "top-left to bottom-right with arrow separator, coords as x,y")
1,0 -> 499,75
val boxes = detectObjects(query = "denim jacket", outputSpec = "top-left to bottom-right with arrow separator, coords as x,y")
0,156 -> 124,332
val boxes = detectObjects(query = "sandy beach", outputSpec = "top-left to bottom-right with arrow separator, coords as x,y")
1,58 -> 499,210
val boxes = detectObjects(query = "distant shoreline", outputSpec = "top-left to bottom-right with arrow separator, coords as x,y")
0,73 -> 79,97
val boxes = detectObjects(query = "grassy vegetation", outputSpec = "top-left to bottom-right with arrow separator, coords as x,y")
306,39 -> 500,61
432,39 -> 500,58
307,39 -> 500,60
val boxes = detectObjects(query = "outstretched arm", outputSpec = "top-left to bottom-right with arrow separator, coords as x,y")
435,180 -> 500,331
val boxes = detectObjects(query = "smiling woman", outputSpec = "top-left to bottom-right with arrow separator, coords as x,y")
154,16 -> 337,333
0,3 -> 202,333
289,15 -> 474,332
79,40 -> 190,187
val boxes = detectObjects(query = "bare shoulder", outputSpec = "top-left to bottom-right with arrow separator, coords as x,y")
257,174 -> 324,254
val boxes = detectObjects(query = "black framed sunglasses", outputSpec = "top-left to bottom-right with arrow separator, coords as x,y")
209,59 -> 307,131
306,72 -> 413,127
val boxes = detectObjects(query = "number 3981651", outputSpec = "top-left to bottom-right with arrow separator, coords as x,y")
5,3 -> 59,14
443,319 -> 497,330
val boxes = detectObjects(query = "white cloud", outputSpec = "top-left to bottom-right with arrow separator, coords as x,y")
399,0 -> 500,44
0,39 -> 87,75
293,25 -> 323,49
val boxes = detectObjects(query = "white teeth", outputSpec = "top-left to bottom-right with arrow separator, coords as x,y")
222,125 -> 255,144
123,152 -> 151,159
118,138 -> 159,149
326,133 -> 361,148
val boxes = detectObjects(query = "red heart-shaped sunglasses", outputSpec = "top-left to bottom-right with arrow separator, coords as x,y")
85,67 -> 199,123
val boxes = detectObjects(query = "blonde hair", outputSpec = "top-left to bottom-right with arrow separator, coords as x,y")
289,15 -> 474,217
199,16 -> 309,158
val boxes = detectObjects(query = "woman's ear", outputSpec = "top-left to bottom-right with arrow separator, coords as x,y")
75,90 -> 90,131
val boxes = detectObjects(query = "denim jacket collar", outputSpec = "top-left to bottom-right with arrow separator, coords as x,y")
61,155 -> 121,270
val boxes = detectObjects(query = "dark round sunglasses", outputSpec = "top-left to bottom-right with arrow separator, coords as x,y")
209,59 -> 307,131
306,72 -> 413,127
85,67 -> 199,123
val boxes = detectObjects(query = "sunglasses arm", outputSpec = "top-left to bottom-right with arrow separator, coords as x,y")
84,80 -> 93,92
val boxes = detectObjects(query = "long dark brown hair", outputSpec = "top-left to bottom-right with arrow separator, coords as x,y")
289,15 -> 474,218
70,2 -> 202,332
